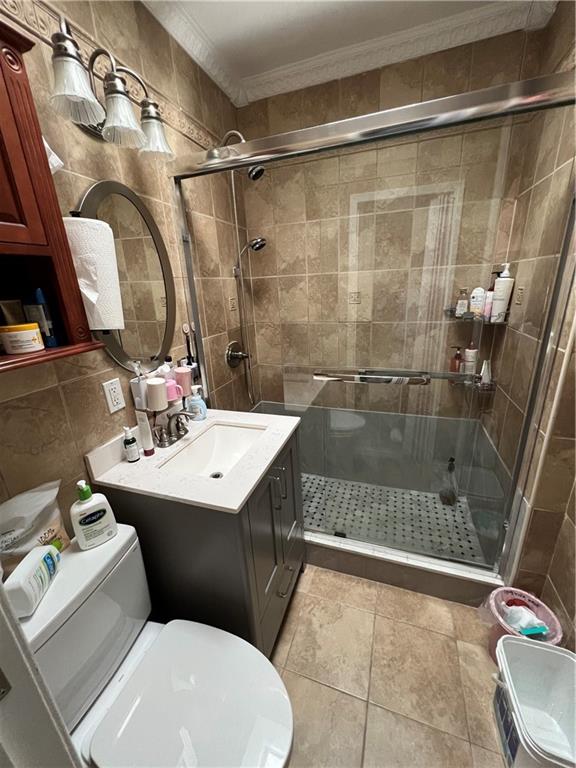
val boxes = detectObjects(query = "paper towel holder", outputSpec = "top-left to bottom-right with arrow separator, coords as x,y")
74,179 -> 176,374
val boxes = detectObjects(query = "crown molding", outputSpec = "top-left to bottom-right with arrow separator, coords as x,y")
142,0 -> 248,107
241,1 -> 558,104
144,0 -> 557,107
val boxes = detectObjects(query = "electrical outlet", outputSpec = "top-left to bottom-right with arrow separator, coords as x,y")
102,378 -> 125,414
515,286 -> 525,306
348,291 -> 361,304
228,296 -> 238,312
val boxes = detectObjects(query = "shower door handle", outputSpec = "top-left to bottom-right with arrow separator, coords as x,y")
313,370 -> 431,385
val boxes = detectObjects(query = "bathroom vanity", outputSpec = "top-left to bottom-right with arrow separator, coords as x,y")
87,410 -> 304,657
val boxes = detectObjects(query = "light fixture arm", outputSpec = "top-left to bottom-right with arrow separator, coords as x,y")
116,66 -> 150,101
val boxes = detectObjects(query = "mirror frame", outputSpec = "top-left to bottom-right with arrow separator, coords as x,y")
75,180 -> 176,373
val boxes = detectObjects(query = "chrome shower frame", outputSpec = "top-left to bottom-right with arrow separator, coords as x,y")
173,72 -> 574,179
173,71 -> 575,581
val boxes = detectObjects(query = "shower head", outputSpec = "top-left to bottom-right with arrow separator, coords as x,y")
249,237 -> 266,251
247,165 -> 265,181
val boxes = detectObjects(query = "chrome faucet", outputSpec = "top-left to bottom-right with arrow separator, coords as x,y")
167,410 -> 192,441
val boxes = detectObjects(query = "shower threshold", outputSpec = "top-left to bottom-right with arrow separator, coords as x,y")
302,472 -> 487,566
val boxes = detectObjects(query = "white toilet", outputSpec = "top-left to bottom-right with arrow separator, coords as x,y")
20,524 -> 293,768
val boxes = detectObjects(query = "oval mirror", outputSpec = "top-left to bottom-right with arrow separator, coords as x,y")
75,181 -> 175,373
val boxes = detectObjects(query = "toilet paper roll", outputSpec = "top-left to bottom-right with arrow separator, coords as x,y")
146,377 -> 168,411
63,217 -> 125,330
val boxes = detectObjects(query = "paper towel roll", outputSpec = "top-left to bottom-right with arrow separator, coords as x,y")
63,217 -> 125,330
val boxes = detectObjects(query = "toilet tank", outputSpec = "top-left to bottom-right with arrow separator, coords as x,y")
20,524 -> 151,730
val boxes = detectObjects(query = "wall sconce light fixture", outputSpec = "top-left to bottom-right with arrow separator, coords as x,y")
49,18 -> 174,160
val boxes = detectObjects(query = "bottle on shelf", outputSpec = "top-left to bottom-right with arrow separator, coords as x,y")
483,270 -> 499,321
449,346 -> 462,385
463,340 -> 478,375
491,263 -> 515,324
454,288 -> 469,318
470,287 -> 486,317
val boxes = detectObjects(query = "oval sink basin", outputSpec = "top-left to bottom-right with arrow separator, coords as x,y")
161,422 -> 266,478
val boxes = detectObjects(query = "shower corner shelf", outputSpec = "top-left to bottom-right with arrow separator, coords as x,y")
444,308 -> 508,325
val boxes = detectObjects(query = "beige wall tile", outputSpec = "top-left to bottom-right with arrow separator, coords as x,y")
519,508 -> 564,575
190,213 -> 220,277
0,388 -> 85,495
457,641 -> 499,752
276,223 -> 306,275
370,323 -> 405,367
255,323 -> 282,365
379,58 -> 423,109
499,399 -> 524,471
306,220 -> 339,273
372,270 -> 408,322
252,277 -> 280,322
418,135 -> 462,172
340,70 -> 379,118
470,31 -> 524,89
308,274 -> 338,322
199,279 -> 227,336
374,210 -> 413,270
259,365 -> 284,402
205,332 -> 233,391
422,45 -> 471,100
534,436 -> 576,513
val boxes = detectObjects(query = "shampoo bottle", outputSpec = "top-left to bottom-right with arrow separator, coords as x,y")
70,480 -> 117,550
491,263 -> 514,323
187,385 -> 207,421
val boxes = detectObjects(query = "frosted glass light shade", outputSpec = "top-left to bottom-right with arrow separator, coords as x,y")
101,93 -> 146,148
50,57 -> 105,126
140,118 -> 175,160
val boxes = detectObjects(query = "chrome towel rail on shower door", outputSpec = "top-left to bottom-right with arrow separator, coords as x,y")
312,369 -> 475,385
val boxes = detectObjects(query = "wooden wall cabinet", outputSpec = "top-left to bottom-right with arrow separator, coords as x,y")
0,21 -> 102,372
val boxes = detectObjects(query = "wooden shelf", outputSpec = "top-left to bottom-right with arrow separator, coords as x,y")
0,340 -> 104,372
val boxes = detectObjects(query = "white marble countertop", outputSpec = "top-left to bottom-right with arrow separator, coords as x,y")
86,409 -> 300,514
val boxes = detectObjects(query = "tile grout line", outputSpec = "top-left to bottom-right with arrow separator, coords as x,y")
360,610 -> 377,767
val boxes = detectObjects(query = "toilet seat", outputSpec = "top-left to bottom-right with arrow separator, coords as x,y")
89,620 -> 292,768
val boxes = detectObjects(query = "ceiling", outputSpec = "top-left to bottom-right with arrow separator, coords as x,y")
144,0 -> 557,106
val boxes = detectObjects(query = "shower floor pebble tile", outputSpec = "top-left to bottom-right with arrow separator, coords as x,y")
274,565 -> 504,768
302,473 -> 486,564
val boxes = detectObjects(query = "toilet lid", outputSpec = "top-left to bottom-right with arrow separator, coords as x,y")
90,620 -> 292,768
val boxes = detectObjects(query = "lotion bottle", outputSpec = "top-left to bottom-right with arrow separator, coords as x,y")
491,263 -> 514,323
136,410 -> 155,456
4,545 -> 61,618
463,340 -> 478,375
70,480 -> 117,550
187,385 -> 207,421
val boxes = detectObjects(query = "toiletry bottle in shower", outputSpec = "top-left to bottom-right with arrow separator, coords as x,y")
483,271 -> 498,321
449,347 -> 462,384
491,263 -> 514,323
439,458 -> 458,506
463,340 -> 478,375
454,288 -> 469,317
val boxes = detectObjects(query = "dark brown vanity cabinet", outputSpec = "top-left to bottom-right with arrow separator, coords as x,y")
103,430 -> 305,658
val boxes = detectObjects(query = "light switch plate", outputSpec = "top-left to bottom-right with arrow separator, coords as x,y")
228,296 -> 238,311
348,291 -> 361,304
102,378 -> 125,413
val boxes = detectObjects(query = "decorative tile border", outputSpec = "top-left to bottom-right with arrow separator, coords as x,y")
0,0 -> 217,149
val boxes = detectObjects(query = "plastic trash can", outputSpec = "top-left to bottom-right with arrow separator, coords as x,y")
494,635 -> 575,767
484,587 -> 563,662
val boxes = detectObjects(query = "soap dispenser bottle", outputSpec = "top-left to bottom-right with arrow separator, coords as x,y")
70,480 -> 117,550
187,385 -> 207,421
449,347 -> 462,385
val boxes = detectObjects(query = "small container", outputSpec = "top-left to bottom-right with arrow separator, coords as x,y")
165,379 -> 183,402
470,287 -> 486,317
463,341 -> 478,375
4,545 -> 61,618
146,377 -> 168,411
0,323 -> 44,354
123,426 -> 140,463
70,480 -> 117,551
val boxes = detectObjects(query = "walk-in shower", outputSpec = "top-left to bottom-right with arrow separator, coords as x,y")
175,72 -> 575,591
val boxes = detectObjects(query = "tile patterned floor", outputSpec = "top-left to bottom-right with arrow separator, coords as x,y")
302,473 -> 487,564
273,565 -> 503,768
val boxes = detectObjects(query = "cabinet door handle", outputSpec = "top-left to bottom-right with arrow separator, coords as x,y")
277,565 -> 296,598
274,466 -> 288,499
270,475 -> 282,510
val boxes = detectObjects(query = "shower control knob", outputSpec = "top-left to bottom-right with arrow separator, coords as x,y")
225,340 -> 249,368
